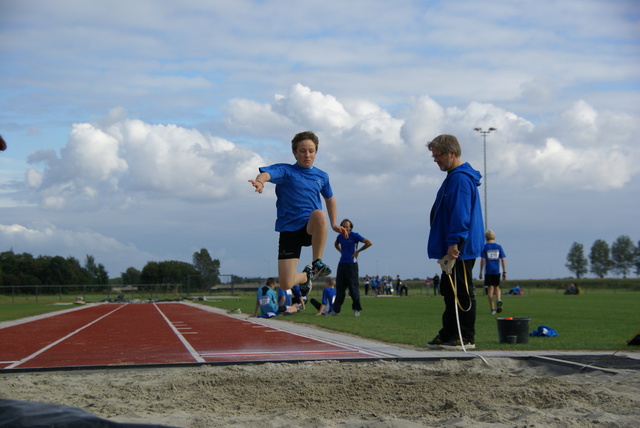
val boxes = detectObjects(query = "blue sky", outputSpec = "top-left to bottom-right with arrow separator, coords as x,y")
1,0 -> 639,281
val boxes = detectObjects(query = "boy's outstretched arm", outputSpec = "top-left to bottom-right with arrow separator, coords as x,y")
248,172 -> 271,194
325,196 -> 348,238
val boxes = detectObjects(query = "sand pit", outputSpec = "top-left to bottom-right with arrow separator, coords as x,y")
1,358 -> 639,427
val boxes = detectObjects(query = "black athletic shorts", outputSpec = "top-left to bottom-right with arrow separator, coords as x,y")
278,224 -> 312,260
484,274 -> 501,286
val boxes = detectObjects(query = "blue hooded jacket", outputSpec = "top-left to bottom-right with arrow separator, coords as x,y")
427,162 -> 484,260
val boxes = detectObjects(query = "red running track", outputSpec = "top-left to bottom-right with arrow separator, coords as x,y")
0,303 -> 380,370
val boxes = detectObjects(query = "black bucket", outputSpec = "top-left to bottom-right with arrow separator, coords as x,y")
496,317 -> 531,344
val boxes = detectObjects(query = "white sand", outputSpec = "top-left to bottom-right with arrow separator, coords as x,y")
2,357 -> 639,427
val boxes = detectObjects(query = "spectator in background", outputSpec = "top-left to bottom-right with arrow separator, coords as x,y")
310,277 -> 337,315
371,275 -> 381,295
278,286 -> 293,307
383,276 -> 393,295
506,285 -> 522,295
291,284 -> 306,310
397,275 -> 408,296
252,278 -> 299,317
564,283 -> 580,295
479,229 -> 507,315
333,218 -> 372,317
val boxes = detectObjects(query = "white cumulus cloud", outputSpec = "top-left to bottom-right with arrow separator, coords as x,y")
26,110 -> 266,210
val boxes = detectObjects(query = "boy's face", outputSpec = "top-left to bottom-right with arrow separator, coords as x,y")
293,139 -> 317,169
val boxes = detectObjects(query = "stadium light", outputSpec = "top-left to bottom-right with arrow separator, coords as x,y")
474,127 -> 497,230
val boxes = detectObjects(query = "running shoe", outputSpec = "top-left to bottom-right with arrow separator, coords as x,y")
299,265 -> 313,296
354,310 -> 360,317
426,335 -> 445,349
439,338 -> 475,350
490,310 -> 497,315
324,310 -> 340,316
496,300 -> 503,313
311,258 -> 332,279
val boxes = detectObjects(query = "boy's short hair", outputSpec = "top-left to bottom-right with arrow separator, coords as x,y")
485,229 -> 496,240
266,277 -> 277,287
427,134 -> 462,157
292,131 -> 319,153
325,277 -> 335,287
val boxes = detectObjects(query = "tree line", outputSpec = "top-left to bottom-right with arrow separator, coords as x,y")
120,248 -> 221,290
0,252 -> 108,287
565,235 -> 639,279
0,248 -> 221,293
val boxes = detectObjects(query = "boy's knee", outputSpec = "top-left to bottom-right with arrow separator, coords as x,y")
309,210 -> 326,224
307,210 -> 327,233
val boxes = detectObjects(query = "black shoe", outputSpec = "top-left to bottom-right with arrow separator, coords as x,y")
496,300 -> 503,313
311,258 -> 332,279
426,335 -> 445,349
299,265 -> 313,296
439,338 -> 475,350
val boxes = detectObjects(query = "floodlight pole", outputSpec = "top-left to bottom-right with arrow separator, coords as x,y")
474,127 -> 496,230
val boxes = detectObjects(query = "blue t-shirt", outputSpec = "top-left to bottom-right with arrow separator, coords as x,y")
259,163 -> 333,232
291,285 -> 302,301
277,287 -> 292,306
321,287 -> 337,313
256,286 -> 278,315
336,232 -> 366,263
481,242 -> 506,275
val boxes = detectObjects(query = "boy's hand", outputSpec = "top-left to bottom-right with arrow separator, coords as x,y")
248,179 -> 264,194
333,224 -> 349,238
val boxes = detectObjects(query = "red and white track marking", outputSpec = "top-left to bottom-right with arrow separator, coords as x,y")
0,303 -> 380,370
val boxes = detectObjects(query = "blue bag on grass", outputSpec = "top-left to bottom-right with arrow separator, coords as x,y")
530,325 -> 558,337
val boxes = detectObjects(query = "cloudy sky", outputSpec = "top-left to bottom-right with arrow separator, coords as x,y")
1,0 -> 638,282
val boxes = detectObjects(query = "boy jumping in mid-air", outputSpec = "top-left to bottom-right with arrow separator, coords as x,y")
249,131 -> 348,296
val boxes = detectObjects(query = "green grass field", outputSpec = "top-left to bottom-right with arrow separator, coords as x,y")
0,303 -> 77,323
2,289 -> 638,351
201,290 -> 640,351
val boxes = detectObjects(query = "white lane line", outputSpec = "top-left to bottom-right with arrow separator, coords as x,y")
5,304 -> 127,370
153,304 -> 205,363
201,349 -> 362,357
